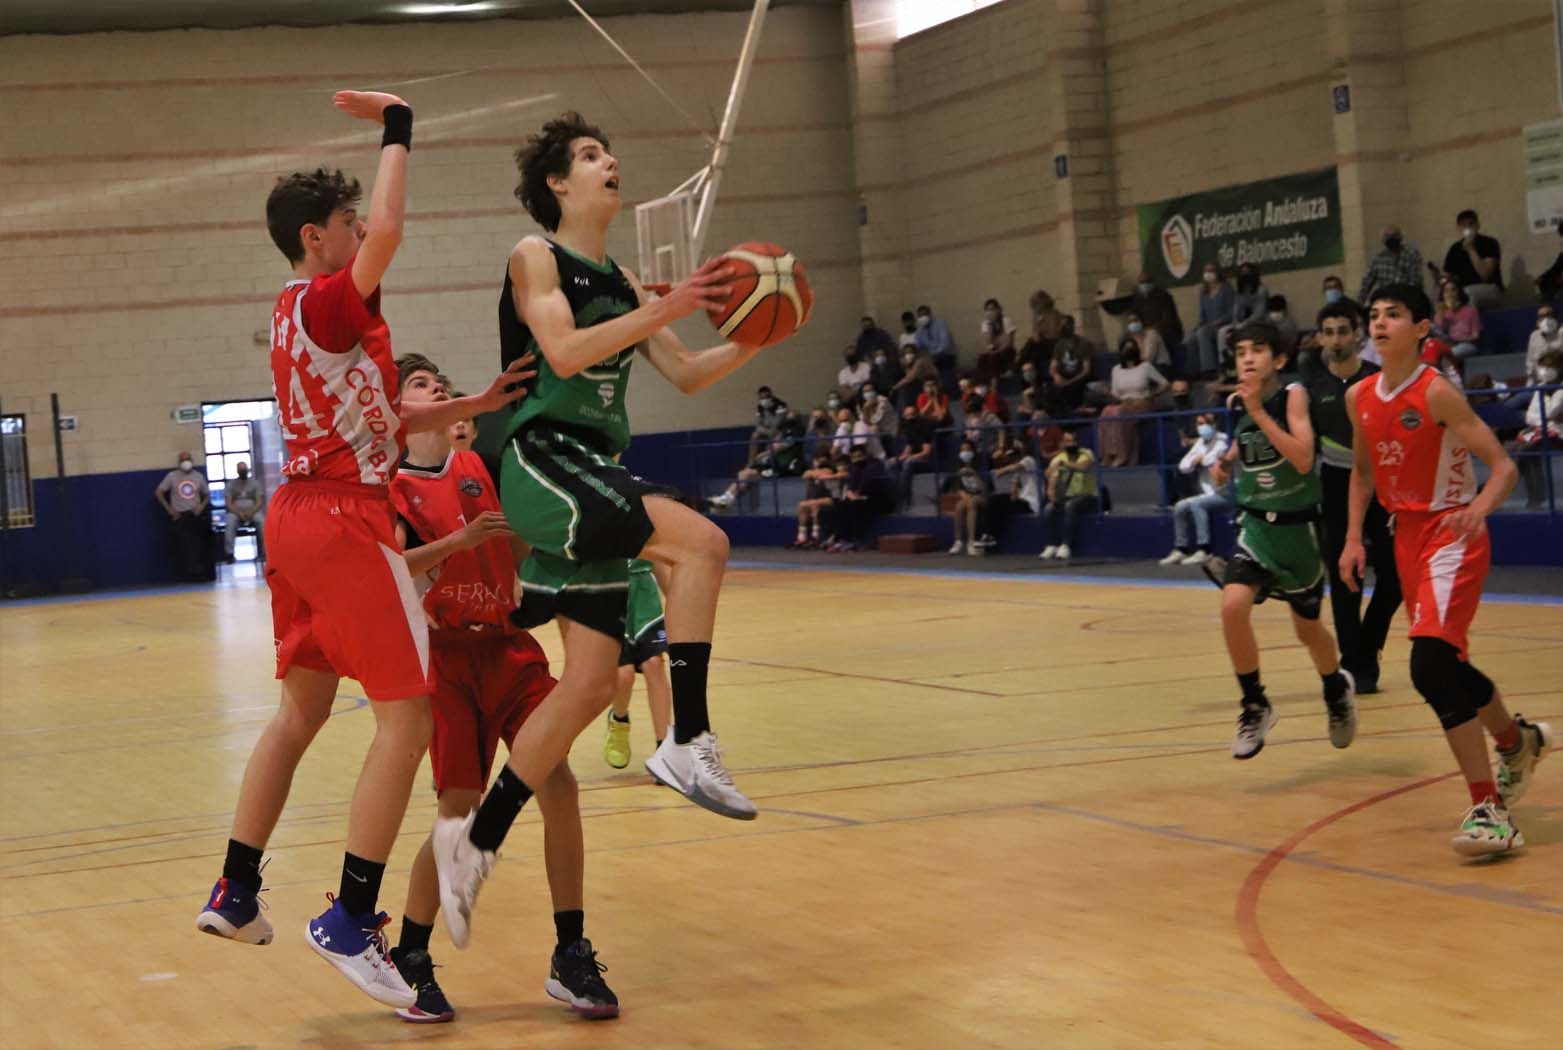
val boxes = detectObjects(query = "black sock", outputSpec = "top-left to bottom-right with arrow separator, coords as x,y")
668,642 -> 712,744
1237,670 -> 1266,705
470,766 -> 533,852
338,852 -> 385,917
554,908 -> 584,950
223,838 -> 264,892
610,711 -> 630,724
400,917 -> 433,953
655,737 -> 664,749
1322,669 -> 1347,700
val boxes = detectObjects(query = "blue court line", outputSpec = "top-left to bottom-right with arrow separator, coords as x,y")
728,559 -> 1563,606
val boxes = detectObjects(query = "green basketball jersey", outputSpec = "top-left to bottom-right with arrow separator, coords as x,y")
493,239 -> 640,454
1232,382 -> 1321,513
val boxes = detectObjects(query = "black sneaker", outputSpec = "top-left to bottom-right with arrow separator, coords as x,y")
1323,669 -> 1358,749
545,938 -> 620,1019
390,947 -> 454,1024
1349,657 -> 1380,695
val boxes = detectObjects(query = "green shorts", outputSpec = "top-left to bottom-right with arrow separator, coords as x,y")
619,558 -> 668,668
500,425 -> 675,638
1223,513 -> 1326,619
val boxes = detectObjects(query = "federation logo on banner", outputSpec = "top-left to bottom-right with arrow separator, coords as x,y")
1159,215 -> 1194,280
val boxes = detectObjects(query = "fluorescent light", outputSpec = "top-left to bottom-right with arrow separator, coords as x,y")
396,2 -> 504,15
896,0 -> 1003,39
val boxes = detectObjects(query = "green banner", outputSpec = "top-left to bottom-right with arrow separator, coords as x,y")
1137,168 -> 1343,288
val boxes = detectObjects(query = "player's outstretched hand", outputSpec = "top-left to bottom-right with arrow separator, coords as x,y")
457,510 -> 513,550
476,354 -> 538,413
1338,539 -> 1367,592
661,257 -> 734,320
1442,505 -> 1487,541
332,90 -> 409,123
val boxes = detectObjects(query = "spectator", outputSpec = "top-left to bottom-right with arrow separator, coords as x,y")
836,346 -> 872,406
831,406 -> 864,456
1321,274 -> 1347,306
976,298 -> 1018,380
892,347 -> 939,413
991,444 -> 1043,516
856,382 -> 892,458
154,451 -> 212,581
868,339 -> 903,397
1358,223 -> 1425,303
1263,295 -> 1299,354
890,404 -> 937,509
1125,310 -> 1171,371
1132,270 -> 1185,349
1019,289 -> 1068,373
1232,264 -> 1268,326
707,410 -> 807,510
1435,280 -> 1482,360
1433,208 -> 1503,306
946,440 -> 991,556
790,453 -> 843,549
1026,410 -> 1065,460
914,304 -> 958,388
896,310 -> 920,351
1205,325 -> 1242,406
1019,362 -> 1047,416
1159,413 -> 1231,565
1190,264 -> 1236,377
1536,223 -> 1563,304
856,315 -> 897,361
1098,338 -> 1170,467
747,385 -> 789,465
1039,431 -> 1099,561
222,460 -> 266,563
916,377 -> 952,427
830,445 -> 894,552
1047,334 -> 1091,418
1526,304 -> 1562,383
1515,349 -> 1563,509
805,403 -> 838,460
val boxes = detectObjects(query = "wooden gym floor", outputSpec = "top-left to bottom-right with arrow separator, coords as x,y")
1,558 -> 1559,1049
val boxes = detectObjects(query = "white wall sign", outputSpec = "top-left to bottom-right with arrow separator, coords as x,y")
1524,117 -> 1563,235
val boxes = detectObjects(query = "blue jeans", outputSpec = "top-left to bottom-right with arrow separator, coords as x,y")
1172,490 -> 1230,549
1042,494 -> 1098,549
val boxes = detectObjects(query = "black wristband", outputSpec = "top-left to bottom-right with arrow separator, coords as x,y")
381,104 -> 412,150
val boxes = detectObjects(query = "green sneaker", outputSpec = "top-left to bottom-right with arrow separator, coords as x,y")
603,713 -> 631,770
1451,800 -> 1524,858
1496,716 -> 1554,807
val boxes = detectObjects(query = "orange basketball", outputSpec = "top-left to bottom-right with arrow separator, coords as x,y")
707,242 -> 813,349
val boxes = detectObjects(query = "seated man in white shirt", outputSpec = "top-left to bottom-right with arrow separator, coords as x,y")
1160,414 -> 1232,565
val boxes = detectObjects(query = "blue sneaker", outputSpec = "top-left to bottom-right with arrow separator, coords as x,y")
196,877 -> 273,945
304,895 -> 416,1008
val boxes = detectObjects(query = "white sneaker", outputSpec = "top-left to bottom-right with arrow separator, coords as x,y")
304,897 -> 416,1008
1182,549 -> 1209,566
1158,549 -> 1187,565
948,540 -> 966,555
1232,701 -> 1278,759
644,732 -> 757,820
967,543 -> 986,556
1451,801 -> 1524,857
709,492 -> 734,508
430,810 -> 496,950
1039,545 -> 1059,559
1055,544 -> 1071,561
1496,716 -> 1555,806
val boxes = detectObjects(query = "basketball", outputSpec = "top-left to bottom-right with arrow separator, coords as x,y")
707,242 -> 813,349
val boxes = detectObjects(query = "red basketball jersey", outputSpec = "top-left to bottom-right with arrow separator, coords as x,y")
270,261 -> 404,486
1355,364 -> 1477,514
390,451 -> 518,632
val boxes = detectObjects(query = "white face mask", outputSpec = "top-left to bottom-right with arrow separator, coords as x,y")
863,392 -> 877,403
1127,321 -> 1144,334
1137,281 -> 1153,294
1541,367 -> 1560,384
1461,226 -> 1476,241
1267,311 -> 1285,322
959,451 -> 975,463
1202,271 -> 1218,284
179,459 -> 194,471
1540,318 -> 1559,336
916,315 -> 930,328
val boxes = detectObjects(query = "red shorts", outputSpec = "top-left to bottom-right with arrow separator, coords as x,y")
1393,508 -> 1491,659
428,630 -> 556,795
266,481 -> 432,701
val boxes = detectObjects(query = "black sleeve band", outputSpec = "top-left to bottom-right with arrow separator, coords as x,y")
382,104 -> 413,150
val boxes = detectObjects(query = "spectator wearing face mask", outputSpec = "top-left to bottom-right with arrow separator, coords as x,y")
913,304 -> 958,389
946,440 -> 992,556
857,383 -> 893,457
892,347 -> 939,413
805,402 -> 838,461
791,453 -> 843,548
222,460 -> 266,563
890,404 -> 937,510
1019,363 -> 1047,416
830,445 -> 895,552
708,409 -> 807,511
868,338 -> 903,397
916,377 -> 952,427
1160,414 -> 1231,566
1527,305 -> 1562,383
1098,338 -> 1170,467
1515,349 -> 1563,509
1432,208 -> 1503,307
1047,334 -> 1091,418
976,298 -> 1017,381
1039,431 -> 1098,561
1020,290 -> 1069,374
747,385 -> 789,465
836,346 -> 872,406
856,315 -> 897,361
990,443 -> 1043,517
1190,265 -> 1237,377
1435,280 -> 1482,360
1124,310 -> 1170,371
1359,224 -> 1425,303
1131,271 -> 1185,349
155,451 -> 213,581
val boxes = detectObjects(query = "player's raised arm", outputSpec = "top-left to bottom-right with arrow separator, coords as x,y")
508,239 -> 731,379
623,266 -> 764,394
402,354 -> 537,434
1427,375 -> 1518,537
333,90 -> 412,300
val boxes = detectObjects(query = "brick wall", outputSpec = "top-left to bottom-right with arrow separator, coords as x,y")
0,6 -> 858,478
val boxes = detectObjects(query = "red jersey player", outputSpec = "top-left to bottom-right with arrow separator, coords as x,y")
1344,284 -> 1553,858
384,355 -> 618,1023
195,90 -> 531,1007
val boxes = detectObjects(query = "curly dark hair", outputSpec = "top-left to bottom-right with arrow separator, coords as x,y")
265,168 -> 361,264
514,112 -> 611,232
